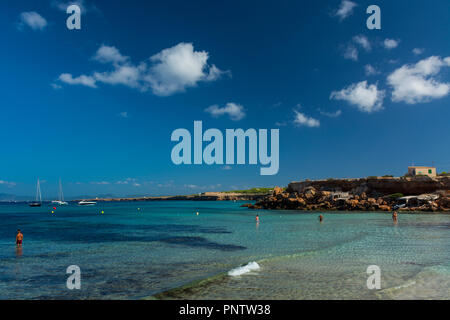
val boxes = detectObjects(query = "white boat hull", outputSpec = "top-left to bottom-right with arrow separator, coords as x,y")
78,201 -> 96,206
52,200 -> 68,205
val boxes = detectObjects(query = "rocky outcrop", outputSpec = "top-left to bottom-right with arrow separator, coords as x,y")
250,180 -> 450,212
287,176 -> 450,197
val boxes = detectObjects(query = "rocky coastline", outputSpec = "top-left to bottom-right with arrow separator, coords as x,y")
245,176 -> 450,212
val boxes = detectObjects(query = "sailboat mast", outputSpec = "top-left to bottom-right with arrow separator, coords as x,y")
36,178 -> 42,203
59,178 -> 65,202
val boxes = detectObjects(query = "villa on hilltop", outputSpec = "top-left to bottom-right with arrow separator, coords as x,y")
407,166 -> 437,178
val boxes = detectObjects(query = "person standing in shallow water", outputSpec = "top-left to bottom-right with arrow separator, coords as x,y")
16,229 -> 23,247
392,211 -> 398,223
319,214 -> 323,222
255,214 -> 260,223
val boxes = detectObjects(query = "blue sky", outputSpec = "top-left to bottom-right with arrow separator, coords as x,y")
1,0 -> 450,198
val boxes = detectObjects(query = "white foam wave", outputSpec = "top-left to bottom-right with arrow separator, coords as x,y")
228,261 -> 260,277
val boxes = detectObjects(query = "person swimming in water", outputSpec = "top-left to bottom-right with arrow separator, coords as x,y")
392,211 -> 398,222
16,229 -> 23,247
319,214 -> 323,222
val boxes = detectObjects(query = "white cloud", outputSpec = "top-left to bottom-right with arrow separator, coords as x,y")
387,56 -> 450,104
145,43 -> 227,95
293,110 -> 320,127
90,181 -> 110,185
117,111 -> 128,118
335,0 -> 357,21
365,64 -> 380,76
58,73 -> 97,88
412,48 -> 425,55
206,64 -> 229,81
56,43 -> 227,96
18,12 -> 47,30
343,35 -> 371,62
353,35 -> 371,51
319,109 -> 342,118
93,45 -> 129,64
343,45 -> 358,61
330,81 -> 385,113
205,102 -> 246,121
50,83 -> 62,90
0,180 -> 16,187
94,64 -> 143,88
157,181 -> 174,188
116,178 -> 138,184
384,39 -> 399,50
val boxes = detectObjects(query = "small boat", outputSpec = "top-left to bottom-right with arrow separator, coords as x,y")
29,178 -> 42,207
78,200 -> 97,206
52,200 -> 68,205
29,202 -> 41,207
52,179 -> 68,205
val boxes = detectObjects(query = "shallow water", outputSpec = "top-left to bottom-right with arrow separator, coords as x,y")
0,201 -> 449,299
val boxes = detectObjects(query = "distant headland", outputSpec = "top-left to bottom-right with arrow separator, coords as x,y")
77,189 -> 272,203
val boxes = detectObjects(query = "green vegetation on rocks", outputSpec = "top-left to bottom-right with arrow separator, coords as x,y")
223,187 -> 275,194
387,193 -> 404,199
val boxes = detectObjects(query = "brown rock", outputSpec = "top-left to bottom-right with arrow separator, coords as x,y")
438,196 -> 450,208
273,186 -> 283,196
346,199 -> 359,208
319,191 -> 331,197
303,187 -> 317,200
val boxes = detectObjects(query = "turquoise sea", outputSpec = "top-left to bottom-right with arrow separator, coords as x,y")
0,201 -> 449,300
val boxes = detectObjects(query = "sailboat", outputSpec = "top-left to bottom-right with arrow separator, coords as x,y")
52,179 -> 68,205
29,178 -> 42,207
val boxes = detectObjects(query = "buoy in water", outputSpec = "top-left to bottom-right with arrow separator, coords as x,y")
101,210 -> 104,214
196,212 -> 199,216
51,211 -> 54,214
